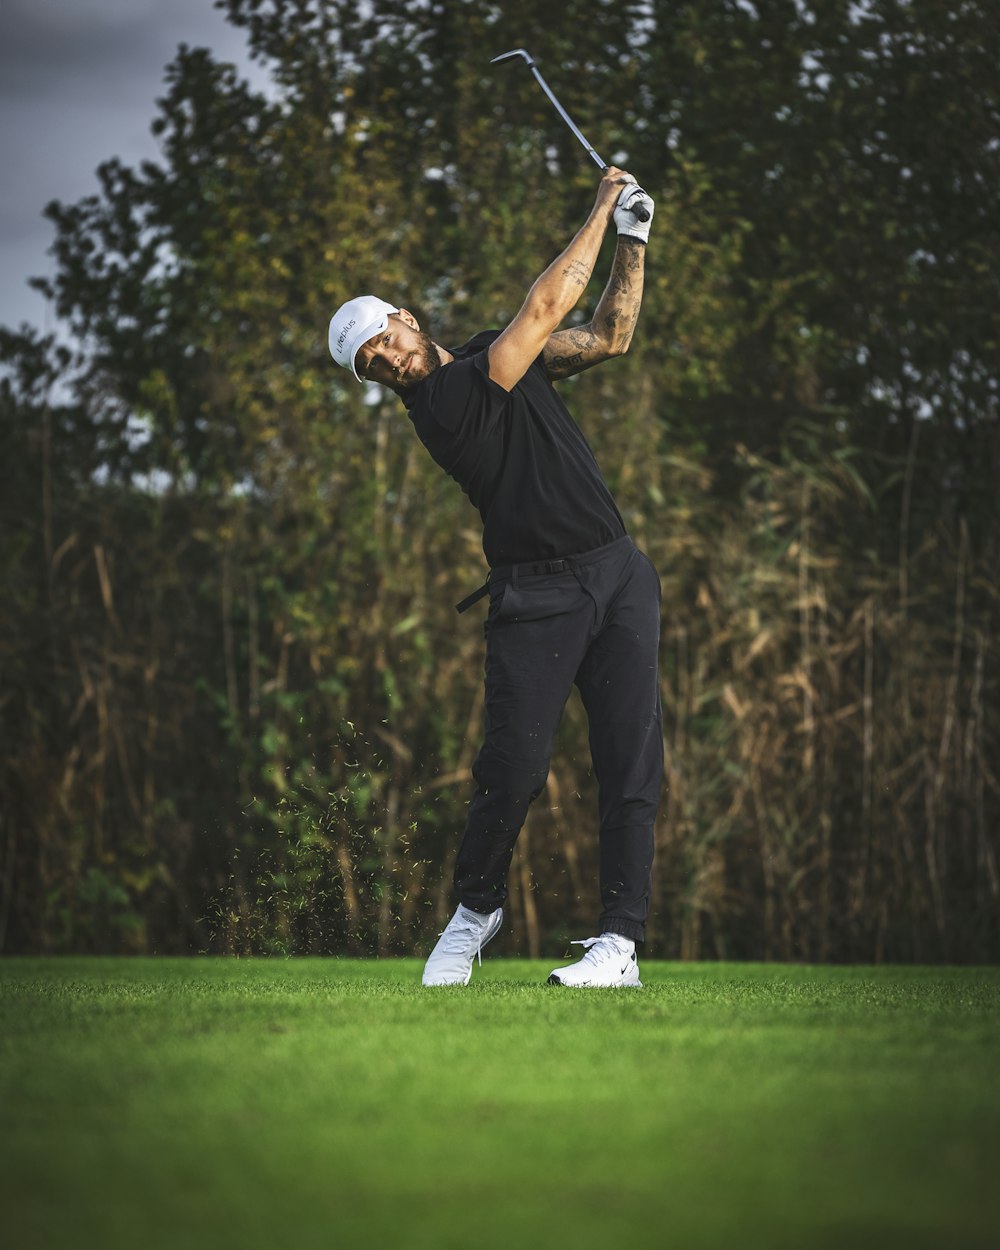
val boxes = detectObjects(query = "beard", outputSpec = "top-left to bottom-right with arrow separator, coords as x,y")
397,331 -> 442,389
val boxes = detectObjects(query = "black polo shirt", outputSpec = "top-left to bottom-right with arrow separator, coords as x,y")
402,330 -> 626,567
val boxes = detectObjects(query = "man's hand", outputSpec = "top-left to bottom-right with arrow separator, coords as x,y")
614,184 -> 654,244
595,166 -> 638,221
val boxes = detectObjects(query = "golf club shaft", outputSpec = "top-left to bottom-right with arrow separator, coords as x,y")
525,64 -> 606,171
491,50 -> 650,223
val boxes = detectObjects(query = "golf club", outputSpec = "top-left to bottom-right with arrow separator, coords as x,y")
490,48 -> 650,223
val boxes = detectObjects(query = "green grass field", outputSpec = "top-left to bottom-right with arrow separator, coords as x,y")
1,958 -> 998,1250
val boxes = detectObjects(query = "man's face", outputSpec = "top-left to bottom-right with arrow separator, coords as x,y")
356,311 -> 441,393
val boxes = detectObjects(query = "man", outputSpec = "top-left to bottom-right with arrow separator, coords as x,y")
328,167 -> 663,987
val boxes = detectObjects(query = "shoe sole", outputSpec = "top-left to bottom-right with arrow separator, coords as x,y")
547,973 -> 643,988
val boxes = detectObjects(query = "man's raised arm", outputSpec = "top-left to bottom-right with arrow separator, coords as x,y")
486,167 -> 637,393
543,183 -> 653,381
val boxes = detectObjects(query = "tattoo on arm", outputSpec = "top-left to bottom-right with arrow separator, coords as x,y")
600,239 -> 645,352
609,242 -> 641,295
548,351 -> 586,373
543,325 -> 602,379
562,258 -> 592,289
610,257 -> 629,298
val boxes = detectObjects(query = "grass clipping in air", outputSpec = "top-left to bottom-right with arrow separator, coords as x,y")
2,958 -> 998,1250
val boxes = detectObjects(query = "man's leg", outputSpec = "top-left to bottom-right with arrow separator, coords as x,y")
453,571 -> 595,913
573,547 -> 664,944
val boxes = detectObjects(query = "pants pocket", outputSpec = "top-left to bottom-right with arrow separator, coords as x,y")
489,578 -> 581,627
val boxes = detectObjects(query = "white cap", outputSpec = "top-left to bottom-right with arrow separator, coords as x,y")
328,295 -> 399,382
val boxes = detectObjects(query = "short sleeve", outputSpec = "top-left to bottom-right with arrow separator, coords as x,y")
420,348 -> 511,435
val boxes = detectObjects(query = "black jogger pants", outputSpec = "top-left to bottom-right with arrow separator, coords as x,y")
454,534 -> 663,943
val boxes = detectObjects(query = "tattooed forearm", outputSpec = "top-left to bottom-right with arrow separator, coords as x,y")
595,238 -> 645,352
608,239 -> 643,296
603,297 -> 641,350
543,238 -> 645,380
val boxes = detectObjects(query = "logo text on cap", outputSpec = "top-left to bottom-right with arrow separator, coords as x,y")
337,318 -> 356,351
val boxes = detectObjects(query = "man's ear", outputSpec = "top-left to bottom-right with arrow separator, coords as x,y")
396,308 -> 420,331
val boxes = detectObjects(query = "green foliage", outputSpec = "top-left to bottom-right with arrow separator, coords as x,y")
1,0 -> 998,959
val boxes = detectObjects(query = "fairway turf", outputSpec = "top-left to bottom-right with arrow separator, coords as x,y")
1,959 -> 997,1250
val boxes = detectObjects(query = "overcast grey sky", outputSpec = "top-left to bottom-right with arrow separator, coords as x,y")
0,0 -> 267,335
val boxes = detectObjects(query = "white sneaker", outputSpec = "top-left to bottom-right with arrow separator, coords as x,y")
547,933 -> 642,988
421,904 -> 503,986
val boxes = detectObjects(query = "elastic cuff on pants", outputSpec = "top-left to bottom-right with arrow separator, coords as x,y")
601,919 -> 645,944
460,899 -> 502,917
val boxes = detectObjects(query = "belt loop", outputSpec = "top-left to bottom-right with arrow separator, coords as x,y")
511,561 -> 520,588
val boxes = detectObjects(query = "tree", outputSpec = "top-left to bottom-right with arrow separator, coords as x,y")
2,0 -> 997,959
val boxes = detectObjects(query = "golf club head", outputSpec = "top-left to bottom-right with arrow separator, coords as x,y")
490,48 -> 535,67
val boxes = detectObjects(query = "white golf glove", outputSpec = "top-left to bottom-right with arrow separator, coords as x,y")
614,183 -> 654,244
